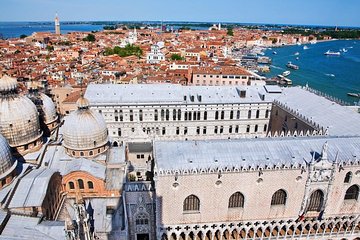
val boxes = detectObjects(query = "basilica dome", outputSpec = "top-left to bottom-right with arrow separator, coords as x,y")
39,93 -> 58,125
63,96 -> 108,158
0,75 -> 43,154
0,134 -> 17,187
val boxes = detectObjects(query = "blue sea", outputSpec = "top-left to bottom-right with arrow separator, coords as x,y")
0,22 -> 105,38
264,40 -> 360,104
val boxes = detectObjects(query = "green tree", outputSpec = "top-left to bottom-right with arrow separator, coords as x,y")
83,33 -> 96,42
227,27 -> 234,36
170,54 -> 184,61
103,44 -> 143,57
19,34 -> 27,39
46,45 -> 54,51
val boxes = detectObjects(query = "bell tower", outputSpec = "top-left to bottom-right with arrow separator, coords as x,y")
55,13 -> 61,35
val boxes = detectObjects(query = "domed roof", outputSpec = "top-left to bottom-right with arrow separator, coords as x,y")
39,93 -> 58,124
0,134 -> 16,178
0,75 -> 17,93
63,97 -> 108,151
0,93 -> 42,147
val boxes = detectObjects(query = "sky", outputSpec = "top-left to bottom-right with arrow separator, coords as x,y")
1,0 -> 360,27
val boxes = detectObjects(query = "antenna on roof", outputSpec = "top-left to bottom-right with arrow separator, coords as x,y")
80,78 -> 84,97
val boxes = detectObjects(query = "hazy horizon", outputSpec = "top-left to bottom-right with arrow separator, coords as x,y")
1,0 -> 360,27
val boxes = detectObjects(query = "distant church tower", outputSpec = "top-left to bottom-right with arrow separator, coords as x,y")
55,13 -> 61,35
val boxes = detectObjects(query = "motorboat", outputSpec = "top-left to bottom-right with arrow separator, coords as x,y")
294,52 -> 300,56
303,46 -> 309,50
324,50 -> 341,56
282,70 -> 291,77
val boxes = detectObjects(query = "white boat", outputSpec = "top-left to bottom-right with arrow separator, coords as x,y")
342,48 -> 348,53
303,46 -> 309,50
294,52 -> 300,56
283,71 -> 291,77
296,57 -> 299,60
324,50 -> 341,56
273,51 -> 277,55
296,42 -> 301,46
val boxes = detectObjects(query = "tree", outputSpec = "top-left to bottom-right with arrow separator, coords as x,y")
170,54 -> 184,61
227,27 -> 234,36
46,45 -> 54,51
103,44 -> 143,57
20,34 -> 27,39
83,33 -> 96,42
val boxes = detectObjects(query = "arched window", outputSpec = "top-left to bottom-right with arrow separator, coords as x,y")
88,181 -> 94,189
78,179 -> 84,189
183,195 -> 200,211
345,185 -> 359,200
271,189 -> 287,205
89,151 -> 93,156
307,190 -> 324,212
228,192 -> 244,208
344,172 -> 352,183
248,110 -> 252,119
68,181 -> 75,190
135,213 -> 149,225
80,152 -> 84,157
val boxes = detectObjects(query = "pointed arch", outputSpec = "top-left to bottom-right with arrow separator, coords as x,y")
345,185 -> 359,200
271,189 -> 287,205
183,195 -> 200,211
306,189 -> 324,212
228,192 -> 245,208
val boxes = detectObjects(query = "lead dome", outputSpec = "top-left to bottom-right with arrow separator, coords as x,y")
0,75 -> 43,155
0,134 -> 17,189
62,96 -> 108,158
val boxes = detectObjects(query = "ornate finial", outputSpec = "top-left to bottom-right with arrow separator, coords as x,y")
321,141 -> 328,161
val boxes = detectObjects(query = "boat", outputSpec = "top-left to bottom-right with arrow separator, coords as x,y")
296,42 -> 301,46
324,50 -> 341,56
303,46 -> 309,50
282,70 -> 291,77
347,93 -> 360,98
325,73 -> 335,77
296,57 -> 299,60
286,62 -> 299,70
342,48 -> 348,53
273,51 -> 277,55
294,52 -> 300,56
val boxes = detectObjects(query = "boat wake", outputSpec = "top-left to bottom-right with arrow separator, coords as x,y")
271,65 -> 284,70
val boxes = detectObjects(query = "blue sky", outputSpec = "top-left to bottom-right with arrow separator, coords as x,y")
1,0 -> 360,27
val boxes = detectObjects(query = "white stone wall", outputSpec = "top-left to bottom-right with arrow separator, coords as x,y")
90,102 -> 272,143
155,169 -> 307,226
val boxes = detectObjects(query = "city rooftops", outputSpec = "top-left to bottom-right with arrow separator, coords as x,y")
154,136 -> 360,175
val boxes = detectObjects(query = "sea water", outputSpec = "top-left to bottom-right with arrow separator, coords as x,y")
264,40 -> 360,104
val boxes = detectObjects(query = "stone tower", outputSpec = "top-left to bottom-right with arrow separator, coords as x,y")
55,13 -> 61,35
